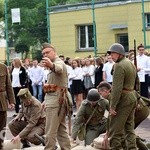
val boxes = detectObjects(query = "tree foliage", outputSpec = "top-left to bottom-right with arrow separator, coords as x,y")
5,0 -> 97,59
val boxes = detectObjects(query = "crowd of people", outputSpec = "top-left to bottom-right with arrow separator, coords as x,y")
0,42 -> 150,150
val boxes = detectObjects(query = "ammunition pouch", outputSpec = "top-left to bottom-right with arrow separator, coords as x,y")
36,117 -> 46,126
43,84 -> 66,93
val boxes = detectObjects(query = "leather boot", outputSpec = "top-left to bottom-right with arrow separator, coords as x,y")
21,139 -> 31,148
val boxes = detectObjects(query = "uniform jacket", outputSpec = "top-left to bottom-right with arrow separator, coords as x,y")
45,56 -> 68,107
110,57 -> 137,109
0,63 -> 15,111
17,97 -> 45,138
72,98 -> 109,139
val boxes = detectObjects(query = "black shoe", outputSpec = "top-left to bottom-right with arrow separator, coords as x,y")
21,139 -> 31,148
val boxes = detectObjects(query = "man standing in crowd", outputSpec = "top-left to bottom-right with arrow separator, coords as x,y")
0,62 -> 15,150
108,43 -> 138,150
8,88 -> 45,148
29,59 -> 44,102
136,44 -> 150,98
41,43 -> 71,150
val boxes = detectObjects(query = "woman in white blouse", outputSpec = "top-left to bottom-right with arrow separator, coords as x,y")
70,59 -> 83,111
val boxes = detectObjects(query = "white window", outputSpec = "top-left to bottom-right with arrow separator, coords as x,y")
78,25 -> 94,51
145,13 -> 150,27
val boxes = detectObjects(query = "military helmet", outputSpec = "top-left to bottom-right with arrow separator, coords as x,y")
87,88 -> 100,102
109,43 -> 125,56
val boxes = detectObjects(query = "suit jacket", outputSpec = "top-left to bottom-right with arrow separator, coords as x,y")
0,63 -> 15,111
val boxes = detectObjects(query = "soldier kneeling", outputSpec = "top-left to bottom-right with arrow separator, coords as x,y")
8,88 -> 45,148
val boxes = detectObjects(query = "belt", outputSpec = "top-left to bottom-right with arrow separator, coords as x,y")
0,88 -> 5,92
43,84 -> 66,93
122,88 -> 134,92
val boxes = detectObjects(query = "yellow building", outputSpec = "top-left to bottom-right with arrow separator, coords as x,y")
49,0 -> 150,58
0,40 -> 6,62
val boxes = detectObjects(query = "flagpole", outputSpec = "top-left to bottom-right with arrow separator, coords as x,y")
4,0 -> 9,65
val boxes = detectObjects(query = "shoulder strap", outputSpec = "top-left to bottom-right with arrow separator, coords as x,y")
85,105 -> 98,126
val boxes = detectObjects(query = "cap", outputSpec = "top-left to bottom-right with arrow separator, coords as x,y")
41,43 -> 55,51
17,88 -> 32,102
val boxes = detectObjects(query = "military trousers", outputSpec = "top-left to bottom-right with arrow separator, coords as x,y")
8,120 -> 44,145
85,118 -> 107,145
0,111 -> 7,149
109,102 -> 137,150
44,106 -> 71,150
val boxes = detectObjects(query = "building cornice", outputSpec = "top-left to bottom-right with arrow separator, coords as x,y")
49,0 -> 150,14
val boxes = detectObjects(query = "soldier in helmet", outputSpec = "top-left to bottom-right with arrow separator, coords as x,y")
71,88 -> 109,146
98,81 -> 150,150
8,88 -> 45,148
107,43 -> 138,150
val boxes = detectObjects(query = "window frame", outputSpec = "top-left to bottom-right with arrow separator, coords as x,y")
77,24 -> 94,51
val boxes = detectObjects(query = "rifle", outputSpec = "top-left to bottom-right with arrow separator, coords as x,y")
133,39 -> 137,69
34,134 -> 45,146
133,40 -> 140,92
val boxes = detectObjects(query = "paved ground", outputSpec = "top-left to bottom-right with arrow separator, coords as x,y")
5,109 -> 150,148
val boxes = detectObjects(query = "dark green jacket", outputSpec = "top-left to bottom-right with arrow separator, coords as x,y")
72,97 -> 109,139
110,57 -> 137,109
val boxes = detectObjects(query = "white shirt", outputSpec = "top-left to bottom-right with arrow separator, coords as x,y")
70,67 -> 83,81
83,65 -> 95,85
29,66 -> 44,85
12,68 -> 21,87
102,62 -> 114,82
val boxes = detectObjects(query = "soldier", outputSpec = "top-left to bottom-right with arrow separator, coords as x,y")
8,88 -> 45,148
0,62 -> 15,150
71,88 -> 109,146
41,43 -> 71,150
98,81 -> 150,150
108,43 -> 138,150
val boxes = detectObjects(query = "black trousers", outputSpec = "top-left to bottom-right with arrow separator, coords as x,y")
140,74 -> 149,98
0,111 -> 7,149
13,87 -> 21,113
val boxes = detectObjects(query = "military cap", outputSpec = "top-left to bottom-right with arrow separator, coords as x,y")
97,81 -> 111,90
41,42 -> 55,51
17,88 -> 32,101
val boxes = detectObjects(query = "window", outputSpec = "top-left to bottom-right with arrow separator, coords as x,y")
145,13 -> 150,28
117,34 -> 128,52
78,25 -> 94,51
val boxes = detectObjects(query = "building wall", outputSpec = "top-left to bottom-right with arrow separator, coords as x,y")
0,47 -> 6,62
50,1 -> 150,58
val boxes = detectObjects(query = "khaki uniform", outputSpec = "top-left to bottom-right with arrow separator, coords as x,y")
0,63 -> 15,149
72,98 -> 109,145
44,56 -> 71,150
109,57 -> 137,150
8,89 -> 45,145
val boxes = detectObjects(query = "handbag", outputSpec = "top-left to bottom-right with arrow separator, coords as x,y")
84,76 -> 93,89
77,105 -> 98,141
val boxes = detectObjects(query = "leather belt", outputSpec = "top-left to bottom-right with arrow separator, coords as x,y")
43,84 -> 66,93
122,88 -> 134,92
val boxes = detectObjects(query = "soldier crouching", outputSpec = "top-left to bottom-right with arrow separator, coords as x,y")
8,88 -> 45,148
